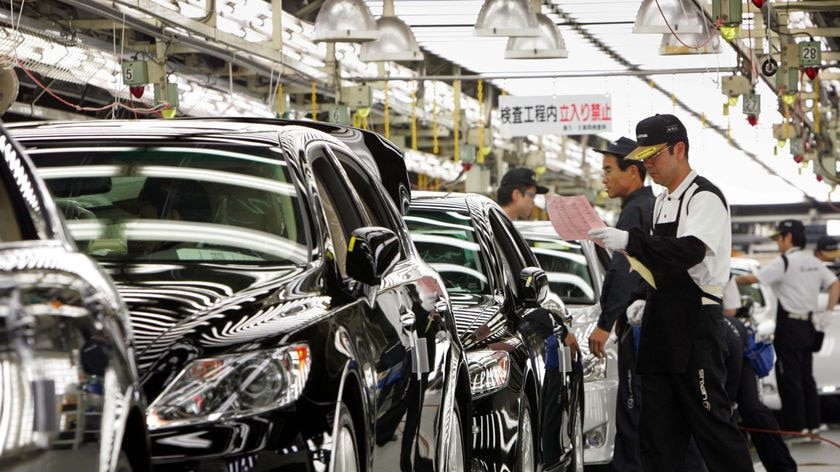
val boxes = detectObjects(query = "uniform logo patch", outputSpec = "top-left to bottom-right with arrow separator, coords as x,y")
698,368 -> 711,411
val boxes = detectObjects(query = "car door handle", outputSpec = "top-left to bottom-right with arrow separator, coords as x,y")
400,309 -> 416,332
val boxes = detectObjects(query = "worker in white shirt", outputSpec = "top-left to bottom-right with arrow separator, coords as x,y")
736,219 -> 840,438
589,114 -> 753,472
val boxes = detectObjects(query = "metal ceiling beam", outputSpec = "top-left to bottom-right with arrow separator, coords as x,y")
62,0 -> 324,87
339,67 -> 739,82
779,26 -> 840,37
773,0 -> 840,11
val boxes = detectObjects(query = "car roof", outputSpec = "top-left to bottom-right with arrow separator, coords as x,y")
8,118 -> 410,210
513,220 -> 562,238
410,190 -> 499,213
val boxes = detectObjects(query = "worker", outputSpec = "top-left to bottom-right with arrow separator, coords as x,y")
586,136 -> 654,472
589,113 -> 754,471
815,235 -> 840,263
496,167 -> 548,221
736,219 -> 840,438
722,281 -> 797,471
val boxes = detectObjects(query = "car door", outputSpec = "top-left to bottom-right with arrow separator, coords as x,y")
486,208 -> 574,462
308,143 -> 438,469
332,146 -> 451,470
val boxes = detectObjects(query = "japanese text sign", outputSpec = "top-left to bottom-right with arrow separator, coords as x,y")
499,94 -> 612,137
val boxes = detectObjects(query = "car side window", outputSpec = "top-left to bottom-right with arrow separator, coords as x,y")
0,176 -> 23,242
333,148 -> 406,258
0,152 -> 40,242
488,209 -> 529,294
308,145 -> 369,278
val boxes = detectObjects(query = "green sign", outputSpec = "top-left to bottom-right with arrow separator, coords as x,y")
742,93 -> 760,115
122,60 -> 149,86
799,41 -> 821,67
329,105 -> 351,125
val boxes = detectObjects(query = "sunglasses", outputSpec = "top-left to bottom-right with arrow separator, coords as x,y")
644,144 -> 674,162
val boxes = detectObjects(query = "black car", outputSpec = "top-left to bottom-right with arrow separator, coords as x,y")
405,191 -> 584,472
11,120 -> 471,471
0,122 -> 150,472
515,222 -> 617,467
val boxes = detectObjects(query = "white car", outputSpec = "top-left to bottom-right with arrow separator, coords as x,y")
515,221 -> 618,467
730,257 -> 782,410
814,266 -> 840,422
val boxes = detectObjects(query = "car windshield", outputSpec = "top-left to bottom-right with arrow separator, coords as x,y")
405,209 -> 490,294
525,237 -> 595,305
28,145 -> 309,264
730,266 -> 767,307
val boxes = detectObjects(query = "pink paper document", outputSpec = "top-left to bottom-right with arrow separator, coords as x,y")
546,194 -> 606,241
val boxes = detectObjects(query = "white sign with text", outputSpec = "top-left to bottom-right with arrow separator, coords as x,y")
499,94 -> 612,137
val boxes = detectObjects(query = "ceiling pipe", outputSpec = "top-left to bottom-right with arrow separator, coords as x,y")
339,67 -> 740,82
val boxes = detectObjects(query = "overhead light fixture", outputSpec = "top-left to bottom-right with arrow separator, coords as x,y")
360,17 -> 423,61
633,0 -> 706,35
505,13 -> 568,59
659,30 -> 720,55
474,0 -> 540,37
313,0 -> 379,43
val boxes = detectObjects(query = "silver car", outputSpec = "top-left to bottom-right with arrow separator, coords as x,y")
814,269 -> 840,421
730,257 -> 782,410
0,124 -> 149,472
515,221 -> 617,467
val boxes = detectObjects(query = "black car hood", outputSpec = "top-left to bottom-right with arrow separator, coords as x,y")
448,292 -> 508,349
101,262 -> 329,375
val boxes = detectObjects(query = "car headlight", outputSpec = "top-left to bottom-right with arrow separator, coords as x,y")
466,350 -> 511,397
572,315 -> 608,382
147,344 -> 310,429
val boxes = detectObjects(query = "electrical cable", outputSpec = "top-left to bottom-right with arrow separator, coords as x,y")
739,426 -> 840,448
653,0 -> 717,50
16,60 -> 166,114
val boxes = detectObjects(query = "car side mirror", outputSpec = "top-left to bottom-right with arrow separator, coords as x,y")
736,295 -> 754,318
346,226 -> 401,286
518,267 -> 548,308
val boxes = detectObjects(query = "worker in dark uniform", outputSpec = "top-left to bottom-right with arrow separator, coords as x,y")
722,285 -> 797,471
736,220 -> 840,437
586,136 -> 654,472
589,114 -> 753,472
497,167 -> 549,221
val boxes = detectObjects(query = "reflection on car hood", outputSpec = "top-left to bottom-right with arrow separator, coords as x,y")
101,262 -> 326,374
447,292 -> 507,349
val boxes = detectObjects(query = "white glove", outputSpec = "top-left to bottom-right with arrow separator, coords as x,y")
813,311 -> 831,331
588,227 -> 629,251
755,319 -> 775,343
626,300 -> 646,327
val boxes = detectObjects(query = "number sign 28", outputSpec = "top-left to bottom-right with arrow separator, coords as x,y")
799,41 -> 821,67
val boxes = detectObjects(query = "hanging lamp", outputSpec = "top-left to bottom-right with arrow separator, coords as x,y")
313,0 -> 379,43
474,0 -> 540,37
633,0 -> 707,34
505,13 -> 568,59
360,0 -> 423,61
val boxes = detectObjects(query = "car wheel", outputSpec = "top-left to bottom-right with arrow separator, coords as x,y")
447,401 -> 467,472
332,402 -> 359,472
570,396 -> 584,472
516,395 -> 536,472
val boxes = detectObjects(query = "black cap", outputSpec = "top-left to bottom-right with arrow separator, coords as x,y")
770,219 -> 805,239
817,235 -> 840,254
500,167 -> 549,194
625,114 -> 689,161
594,136 -> 638,159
